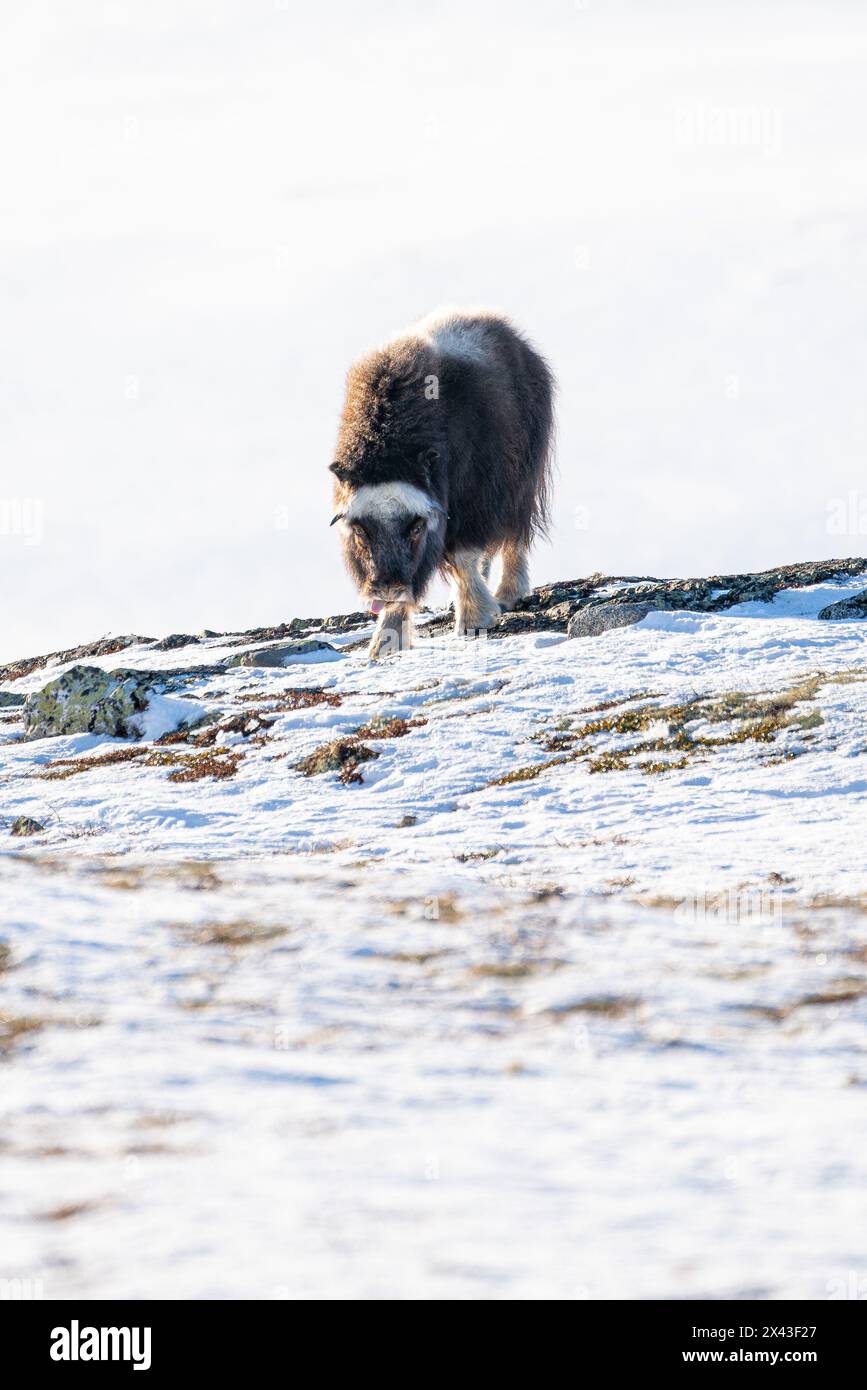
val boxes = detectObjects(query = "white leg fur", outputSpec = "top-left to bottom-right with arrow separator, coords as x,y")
448,551 -> 501,633
368,602 -> 415,660
493,541 -> 530,610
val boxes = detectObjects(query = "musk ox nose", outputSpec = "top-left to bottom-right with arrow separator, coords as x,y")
370,583 -> 412,603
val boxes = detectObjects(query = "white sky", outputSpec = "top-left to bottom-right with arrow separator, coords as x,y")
2,1 -> 867,661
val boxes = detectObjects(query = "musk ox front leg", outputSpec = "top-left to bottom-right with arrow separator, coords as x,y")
447,551 -> 501,634
368,601 -> 415,660
492,540 -> 530,610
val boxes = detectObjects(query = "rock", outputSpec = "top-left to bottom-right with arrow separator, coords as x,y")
491,611 -> 551,636
0,634 -> 153,685
817,590 -> 867,621
230,638 -> 339,668
0,691 -> 25,708
567,602 -> 655,638
23,665 -> 162,741
152,633 -> 201,651
10,816 -> 45,836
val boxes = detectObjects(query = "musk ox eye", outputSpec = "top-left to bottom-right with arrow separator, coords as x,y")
407,517 -> 425,541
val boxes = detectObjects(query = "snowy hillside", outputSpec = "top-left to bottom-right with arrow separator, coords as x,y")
2,561 -> 867,1298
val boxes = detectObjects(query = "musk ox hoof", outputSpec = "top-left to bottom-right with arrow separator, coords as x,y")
454,593 -> 502,635
368,606 -> 415,660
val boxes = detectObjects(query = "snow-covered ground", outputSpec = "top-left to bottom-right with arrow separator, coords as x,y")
2,575 -> 867,1298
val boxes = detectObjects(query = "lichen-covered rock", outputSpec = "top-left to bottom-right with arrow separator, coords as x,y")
10,816 -> 45,836
568,602 -> 655,638
817,589 -> 867,621
0,691 -> 25,708
230,638 -> 339,668
23,665 -> 162,741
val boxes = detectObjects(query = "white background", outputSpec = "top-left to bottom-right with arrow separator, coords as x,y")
2,0 -> 866,661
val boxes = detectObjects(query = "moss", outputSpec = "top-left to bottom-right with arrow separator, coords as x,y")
490,755 -> 570,786
382,950 -> 451,965
237,687 -> 342,710
353,715 -> 427,739
469,961 -> 560,979
165,750 -> 244,782
639,757 -> 692,775
544,995 -> 640,1019
496,671 -> 839,787
178,920 -> 287,946
41,746 -> 149,779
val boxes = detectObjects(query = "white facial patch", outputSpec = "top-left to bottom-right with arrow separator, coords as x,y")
342,481 -> 442,528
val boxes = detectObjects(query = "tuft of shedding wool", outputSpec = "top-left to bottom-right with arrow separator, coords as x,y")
330,310 -> 555,621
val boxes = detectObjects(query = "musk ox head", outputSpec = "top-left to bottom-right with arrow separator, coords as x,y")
330,478 -> 446,609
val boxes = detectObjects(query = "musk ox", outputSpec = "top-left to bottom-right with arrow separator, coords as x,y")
330,308 -> 555,658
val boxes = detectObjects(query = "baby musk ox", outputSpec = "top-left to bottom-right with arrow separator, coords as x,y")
330,308 -> 555,658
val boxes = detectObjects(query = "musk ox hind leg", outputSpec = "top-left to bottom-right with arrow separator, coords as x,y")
493,540 -> 530,611
368,602 -> 415,660
447,551 -> 501,634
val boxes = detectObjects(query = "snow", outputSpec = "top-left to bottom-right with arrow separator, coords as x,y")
1,579 -> 867,1298
132,691 -> 208,742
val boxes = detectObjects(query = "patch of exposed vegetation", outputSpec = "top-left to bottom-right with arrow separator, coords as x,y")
380,949 -> 452,965
236,687 -> 342,711
38,1200 -> 104,1222
294,737 -> 380,785
0,1014 -> 45,1053
494,671 -> 852,787
396,814 -> 418,828
161,749 -> 244,782
353,715 -> 427,739
455,847 -> 501,862
469,960 -> 564,979
176,920 -> 288,946
156,711 -> 274,747
542,995 -> 641,1019
41,747 -> 149,780
42,743 -> 244,782
490,755 -> 571,786
91,859 -> 222,892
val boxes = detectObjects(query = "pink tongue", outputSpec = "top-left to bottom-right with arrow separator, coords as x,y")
369,600 -> 384,615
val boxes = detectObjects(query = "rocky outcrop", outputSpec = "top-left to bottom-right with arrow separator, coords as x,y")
817,589 -> 867,621
0,635 -> 153,685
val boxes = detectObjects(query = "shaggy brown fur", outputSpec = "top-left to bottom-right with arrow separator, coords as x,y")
330,309 -> 555,655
